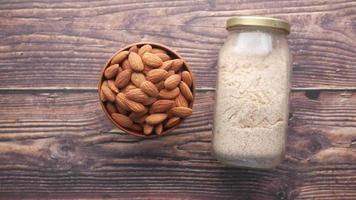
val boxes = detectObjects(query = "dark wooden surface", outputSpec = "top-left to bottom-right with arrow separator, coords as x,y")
0,0 -> 355,199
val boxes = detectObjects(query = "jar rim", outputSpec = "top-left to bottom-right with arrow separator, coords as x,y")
226,16 -> 291,34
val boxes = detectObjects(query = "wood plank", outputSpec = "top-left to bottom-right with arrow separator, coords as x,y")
0,90 -> 355,199
0,0 -> 355,88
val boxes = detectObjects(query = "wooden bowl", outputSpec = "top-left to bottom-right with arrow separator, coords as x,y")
98,42 -> 196,138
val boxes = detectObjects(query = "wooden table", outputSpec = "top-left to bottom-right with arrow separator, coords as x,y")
0,1 -> 355,199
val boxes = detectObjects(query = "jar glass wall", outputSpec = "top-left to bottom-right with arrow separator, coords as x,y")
212,17 -> 292,169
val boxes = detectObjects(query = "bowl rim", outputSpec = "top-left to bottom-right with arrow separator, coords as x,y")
98,42 -> 196,138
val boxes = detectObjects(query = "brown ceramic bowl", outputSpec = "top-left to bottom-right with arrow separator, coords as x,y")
98,42 -> 195,138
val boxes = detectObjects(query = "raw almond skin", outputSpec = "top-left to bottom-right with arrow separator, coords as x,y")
106,102 -> 117,114
155,53 -> 170,62
181,71 -> 193,88
111,51 -> 129,65
179,81 -> 193,101
128,52 -> 144,71
164,74 -> 181,90
175,94 -> 189,107
126,99 -> 147,113
131,73 -> 146,87
129,110 -> 148,120
107,80 -> 119,93
159,87 -> 180,99
122,84 -> 137,94
150,48 -> 166,54
125,88 -> 150,103
146,113 -> 168,125
129,45 -> 138,53
150,100 -> 175,113
160,60 -> 173,71
165,70 -> 175,80
130,123 -> 142,132
171,59 -> 184,72
140,81 -> 159,97
155,81 -> 165,91
115,93 -> 130,111
100,89 -> 107,102
165,117 -> 181,128
115,103 -> 128,115
138,44 -> 152,57
104,64 -> 119,79
143,97 -> 157,106
146,69 -> 168,83
111,113 -> 133,128
142,52 -> 163,68
122,59 -> 131,70
101,82 -> 116,102
170,107 -> 193,118
155,124 -> 163,135
115,69 -> 132,88
143,123 -> 153,135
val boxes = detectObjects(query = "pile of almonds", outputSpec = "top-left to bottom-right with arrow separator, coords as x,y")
100,44 -> 194,136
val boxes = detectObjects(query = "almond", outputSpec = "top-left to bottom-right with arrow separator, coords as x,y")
126,99 -> 147,113
122,84 -> 137,94
164,70 -> 175,80
138,44 -> 152,57
171,59 -> 184,72
111,113 -> 133,128
140,81 -> 159,97
146,69 -> 168,83
175,94 -> 188,107
155,53 -> 170,62
104,64 -> 119,79
181,71 -> 193,87
165,117 -> 180,128
131,72 -> 146,87
101,82 -> 116,102
115,103 -> 128,115
115,69 -> 132,88
100,89 -> 107,102
107,80 -> 119,93
150,48 -> 166,54
143,123 -> 153,135
130,123 -> 142,132
111,51 -> 129,65
115,93 -> 130,111
179,81 -> 193,101
164,74 -> 181,90
170,107 -> 192,118
106,102 -> 117,114
150,100 -> 175,113
155,124 -> 163,135
155,81 -> 165,91
160,60 -> 173,71
129,45 -> 138,53
159,87 -> 180,99
130,114 -> 148,124
125,88 -> 149,103
146,113 -> 168,125
142,52 -> 163,68
128,52 -> 144,71
122,59 -> 131,70
143,97 -> 157,106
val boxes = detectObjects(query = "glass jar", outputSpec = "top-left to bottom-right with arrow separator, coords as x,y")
212,16 -> 292,169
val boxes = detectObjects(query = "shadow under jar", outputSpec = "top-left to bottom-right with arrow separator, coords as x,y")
212,16 -> 292,168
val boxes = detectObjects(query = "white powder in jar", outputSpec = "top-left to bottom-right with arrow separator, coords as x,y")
212,31 -> 291,168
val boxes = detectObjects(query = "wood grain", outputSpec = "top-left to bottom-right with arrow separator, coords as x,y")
0,90 -> 355,199
0,0 -> 355,88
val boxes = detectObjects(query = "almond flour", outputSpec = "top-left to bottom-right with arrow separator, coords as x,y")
213,28 -> 291,168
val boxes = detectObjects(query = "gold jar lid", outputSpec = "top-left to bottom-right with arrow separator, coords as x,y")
226,16 -> 291,34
